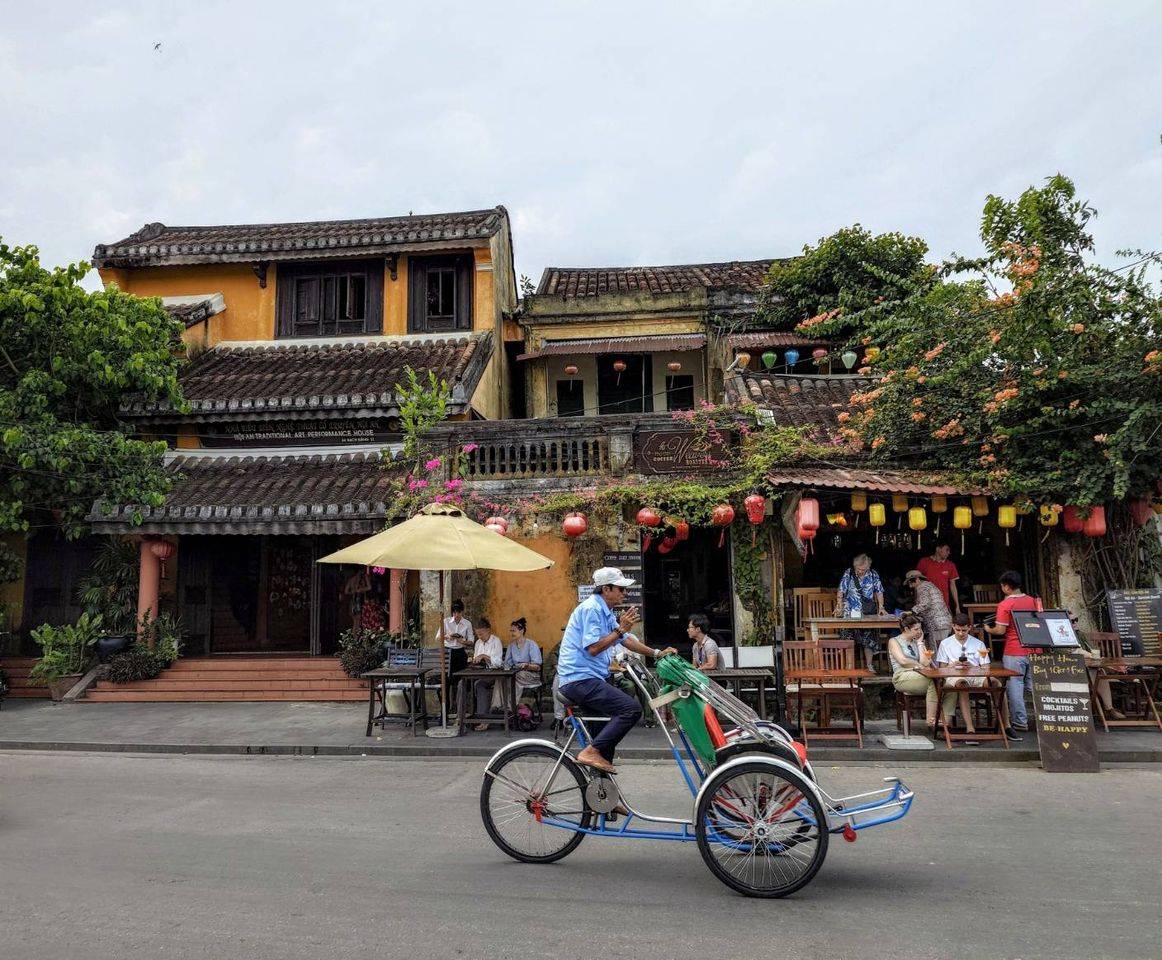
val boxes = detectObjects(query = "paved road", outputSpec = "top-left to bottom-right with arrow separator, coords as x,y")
1,752 -> 1158,960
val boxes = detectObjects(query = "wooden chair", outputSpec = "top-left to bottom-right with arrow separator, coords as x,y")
817,638 -> 864,748
1089,630 -> 1162,732
793,589 -> 835,641
973,584 -> 1002,604
781,641 -> 823,743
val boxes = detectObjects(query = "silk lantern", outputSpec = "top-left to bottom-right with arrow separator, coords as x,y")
1082,506 -> 1107,538
869,502 -> 886,543
841,350 -> 858,369
812,347 -> 828,364
711,503 -> 735,549
930,494 -> 947,535
666,361 -> 682,373
892,493 -> 908,529
636,506 -> 663,550
908,505 -> 927,549
736,352 -> 751,370
998,504 -> 1017,545
1062,505 -> 1084,534
953,505 -> 972,553
1039,505 -> 1059,526
1129,498 -> 1153,527
612,359 -> 627,385
744,493 -> 766,545
562,513 -> 587,538
783,349 -> 800,368
564,363 -> 579,377
850,491 -> 868,511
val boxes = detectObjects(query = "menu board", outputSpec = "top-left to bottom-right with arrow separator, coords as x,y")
1029,651 -> 1100,773
1013,610 -> 1079,649
1107,588 -> 1161,656
603,551 -> 643,608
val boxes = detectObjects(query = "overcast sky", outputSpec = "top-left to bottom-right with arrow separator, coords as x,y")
2,1 -> 1159,290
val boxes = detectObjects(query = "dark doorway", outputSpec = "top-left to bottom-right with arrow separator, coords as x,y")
597,355 -> 653,414
20,531 -> 100,645
641,526 -> 734,655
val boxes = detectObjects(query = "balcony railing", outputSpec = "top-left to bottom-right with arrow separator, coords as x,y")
462,436 -> 609,479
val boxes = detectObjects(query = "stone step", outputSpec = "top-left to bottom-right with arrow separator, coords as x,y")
167,657 -> 326,672
93,678 -> 367,692
135,669 -> 355,682
82,689 -> 367,702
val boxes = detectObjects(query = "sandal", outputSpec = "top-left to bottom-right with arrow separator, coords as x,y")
473,723 -> 490,732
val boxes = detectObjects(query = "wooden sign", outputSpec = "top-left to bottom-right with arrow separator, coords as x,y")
1107,588 -> 1161,655
634,429 -> 729,475
200,418 -> 400,448
1029,650 -> 1100,773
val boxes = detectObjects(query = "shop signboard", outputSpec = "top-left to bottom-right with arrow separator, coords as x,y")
634,429 -> 729,475
1029,649 -> 1100,773
200,418 -> 401,448
1106,588 -> 1161,656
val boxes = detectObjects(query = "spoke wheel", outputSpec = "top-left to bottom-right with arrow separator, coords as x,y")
696,760 -> 828,898
480,743 -> 592,864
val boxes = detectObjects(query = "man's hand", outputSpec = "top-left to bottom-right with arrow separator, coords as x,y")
658,646 -> 678,658
619,606 -> 641,633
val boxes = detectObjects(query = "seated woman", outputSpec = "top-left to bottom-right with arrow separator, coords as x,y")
469,618 -> 504,732
1072,613 -> 1125,720
505,617 -> 543,704
887,612 -> 938,731
687,613 -> 722,672
933,613 -> 990,734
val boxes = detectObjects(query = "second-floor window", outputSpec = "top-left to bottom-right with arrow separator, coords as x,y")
276,260 -> 384,337
409,254 -> 473,333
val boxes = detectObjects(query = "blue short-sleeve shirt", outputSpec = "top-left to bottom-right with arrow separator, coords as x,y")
556,593 -> 619,684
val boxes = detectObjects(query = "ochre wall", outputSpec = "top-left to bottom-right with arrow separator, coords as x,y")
479,534 -> 577,652
531,348 -> 707,417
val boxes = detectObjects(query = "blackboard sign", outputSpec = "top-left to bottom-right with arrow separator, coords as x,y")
1107,588 -> 1161,656
1013,610 -> 1079,649
603,551 -> 643,608
1029,651 -> 1100,773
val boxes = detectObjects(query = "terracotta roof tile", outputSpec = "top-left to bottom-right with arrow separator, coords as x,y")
124,332 -> 492,419
725,373 -> 873,438
766,466 -> 981,496
94,207 -> 507,267
535,260 -> 779,298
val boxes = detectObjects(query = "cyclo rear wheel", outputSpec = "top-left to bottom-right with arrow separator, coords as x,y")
695,760 -> 828,898
480,743 -> 592,864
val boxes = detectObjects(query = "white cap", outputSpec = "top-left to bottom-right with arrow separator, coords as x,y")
593,566 -> 635,588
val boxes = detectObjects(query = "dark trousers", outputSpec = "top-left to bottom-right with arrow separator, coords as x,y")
560,677 -> 643,762
446,647 -> 468,708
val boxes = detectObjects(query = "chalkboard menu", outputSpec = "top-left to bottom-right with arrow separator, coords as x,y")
1107,588 -> 1161,655
1029,651 -> 1100,773
576,551 -> 644,610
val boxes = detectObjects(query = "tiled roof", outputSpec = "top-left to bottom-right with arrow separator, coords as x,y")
725,373 -> 874,436
93,207 -> 507,267
161,294 -> 226,328
89,450 -> 404,535
124,332 -> 492,420
726,331 -> 830,351
517,333 -> 706,360
766,466 -> 981,496
535,260 -> 778,298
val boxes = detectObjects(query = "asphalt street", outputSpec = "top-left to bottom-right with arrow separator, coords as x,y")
1,751 -> 1158,960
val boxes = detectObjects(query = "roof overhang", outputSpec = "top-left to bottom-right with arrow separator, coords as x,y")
767,466 -> 983,497
517,333 -> 706,361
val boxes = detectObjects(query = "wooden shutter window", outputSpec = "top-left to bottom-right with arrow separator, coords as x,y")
408,254 -> 473,333
276,260 -> 384,337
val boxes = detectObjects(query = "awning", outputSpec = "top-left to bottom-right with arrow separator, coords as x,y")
766,466 -> 983,496
89,449 -> 404,535
517,333 -> 705,361
727,332 -> 828,350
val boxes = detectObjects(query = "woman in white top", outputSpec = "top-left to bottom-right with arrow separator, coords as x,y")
934,613 -> 990,734
469,618 -> 504,731
887,612 -> 937,729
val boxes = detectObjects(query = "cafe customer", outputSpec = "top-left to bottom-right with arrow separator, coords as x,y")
982,570 -> 1040,735
904,569 -> 951,655
934,613 -> 990,735
688,613 -> 722,672
469,618 -> 504,732
887,613 -> 938,730
836,553 -> 887,671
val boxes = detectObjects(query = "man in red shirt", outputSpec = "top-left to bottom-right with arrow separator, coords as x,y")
984,570 -> 1039,737
916,543 -> 960,614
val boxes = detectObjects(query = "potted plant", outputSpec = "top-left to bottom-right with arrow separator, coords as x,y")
77,541 -> 140,661
29,612 -> 103,701
103,614 -> 183,684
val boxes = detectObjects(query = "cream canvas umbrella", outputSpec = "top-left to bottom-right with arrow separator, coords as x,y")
318,503 -> 554,736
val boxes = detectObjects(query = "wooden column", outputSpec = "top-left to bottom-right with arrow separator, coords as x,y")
388,569 -> 404,634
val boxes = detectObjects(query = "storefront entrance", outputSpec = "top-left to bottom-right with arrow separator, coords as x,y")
641,526 -> 734,654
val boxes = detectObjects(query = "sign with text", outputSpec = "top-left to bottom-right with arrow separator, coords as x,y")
200,418 -> 400,448
1030,650 -> 1100,773
1107,588 -> 1161,656
634,429 -> 730,475
603,551 -> 643,608
1013,610 -> 1079,650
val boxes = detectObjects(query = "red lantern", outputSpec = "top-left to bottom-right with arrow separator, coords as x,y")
485,522 -> 507,535
148,540 -> 176,561
1129,497 -> 1153,527
811,348 -> 828,362
744,493 -> 766,545
562,513 -> 588,538
666,361 -> 682,373
673,519 -> 690,542
612,360 -> 627,373
485,516 -> 508,532
711,503 -> 735,548
797,497 -> 820,533
1082,506 -> 1106,538
657,534 -> 678,555
563,363 -> 579,377
1062,505 -> 1084,534
636,506 -> 663,550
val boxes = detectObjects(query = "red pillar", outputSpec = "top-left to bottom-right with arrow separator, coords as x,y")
388,569 -> 404,635
137,540 -> 161,647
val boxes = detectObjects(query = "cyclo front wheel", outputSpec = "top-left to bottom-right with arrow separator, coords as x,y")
480,743 -> 592,864
695,760 -> 828,898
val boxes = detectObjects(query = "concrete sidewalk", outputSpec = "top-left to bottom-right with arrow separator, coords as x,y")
3,697 -> 1160,762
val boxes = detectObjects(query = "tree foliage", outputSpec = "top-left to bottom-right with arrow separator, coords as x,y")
804,176 -> 1162,505
0,242 -> 186,573
757,224 -> 930,338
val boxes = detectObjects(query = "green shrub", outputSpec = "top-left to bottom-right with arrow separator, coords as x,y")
29,612 -> 102,682
104,646 -> 165,683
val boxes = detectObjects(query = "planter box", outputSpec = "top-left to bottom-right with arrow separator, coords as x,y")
46,674 -> 84,702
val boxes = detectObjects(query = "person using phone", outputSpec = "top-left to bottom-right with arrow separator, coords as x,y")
556,567 -> 677,774
934,613 -> 991,736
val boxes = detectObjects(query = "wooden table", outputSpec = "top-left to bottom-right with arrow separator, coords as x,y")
919,665 -> 1018,750
963,602 -> 997,627
785,668 -> 874,746
455,667 -> 519,734
1090,657 -> 1162,732
806,616 -> 900,642
361,666 -> 431,737
704,667 -> 775,719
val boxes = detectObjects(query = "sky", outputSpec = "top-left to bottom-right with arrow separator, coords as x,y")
1,1 -> 1159,290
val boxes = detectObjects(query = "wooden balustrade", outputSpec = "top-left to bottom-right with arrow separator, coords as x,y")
460,436 -> 609,479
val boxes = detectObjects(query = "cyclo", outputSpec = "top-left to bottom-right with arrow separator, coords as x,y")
481,653 -> 914,898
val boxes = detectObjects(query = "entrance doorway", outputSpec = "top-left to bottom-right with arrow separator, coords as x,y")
597,355 -> 652,414
641,526 -> 734,655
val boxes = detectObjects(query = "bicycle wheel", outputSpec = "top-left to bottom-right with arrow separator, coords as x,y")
480,743 -> 592,864
695,760 -> 828,898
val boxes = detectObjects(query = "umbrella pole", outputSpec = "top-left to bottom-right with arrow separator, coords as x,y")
426,569 -> 459,738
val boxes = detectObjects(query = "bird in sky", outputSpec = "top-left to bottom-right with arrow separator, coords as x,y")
154,42 -> 162,51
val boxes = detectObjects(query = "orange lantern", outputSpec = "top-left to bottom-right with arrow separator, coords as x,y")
666,361 -> 682,373
971,496 -> 989,517
563,363 -> 579,377
736,352 -> 751,370
1062,505 -> 1084,534
1082,506 -> 1107,538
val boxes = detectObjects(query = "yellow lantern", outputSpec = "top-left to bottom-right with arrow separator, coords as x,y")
971,496 -> 989,517
892,494 -> 908,512
850,491 -> 868,512
953,504 -> 973,553
1039,504 -> 1059,526
998,504 -> 1017,545
930,495 -> 948,513
869,502 -> 886,542
909,506 -> 928,531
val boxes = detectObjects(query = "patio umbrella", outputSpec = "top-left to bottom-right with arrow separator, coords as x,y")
317,503 -> 554,737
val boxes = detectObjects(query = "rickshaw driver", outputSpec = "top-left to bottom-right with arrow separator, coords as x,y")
557,567 -> 677,774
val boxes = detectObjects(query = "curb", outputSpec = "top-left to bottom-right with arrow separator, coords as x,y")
1,739 -> 1159,764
